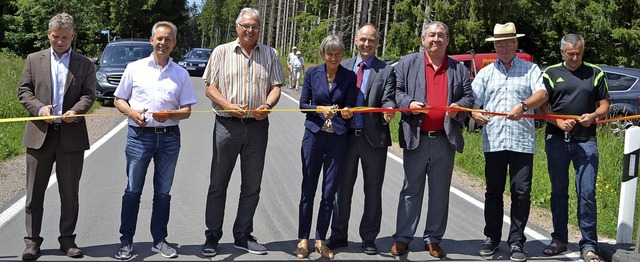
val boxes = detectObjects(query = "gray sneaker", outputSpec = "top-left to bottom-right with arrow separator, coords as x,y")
201,237 -> 218,257
234,235 -> 267,255
479,237 -> 499,256
510,245 -> 527,262
151,240 -> 178,258
115,242 -> 133,260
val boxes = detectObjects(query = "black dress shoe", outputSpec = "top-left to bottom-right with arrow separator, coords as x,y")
362,241 -> 378,255
22,243 -> 40,260
60,242 -> 83,258
325,238 -> 348,250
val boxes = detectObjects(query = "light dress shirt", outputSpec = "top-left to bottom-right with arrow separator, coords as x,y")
292,57 -> 304,70
50,48 -> 71,122
114,55 -> 197,127
288,52 -> 297,65
472,57 -> 546,154
202,39 -> 284,118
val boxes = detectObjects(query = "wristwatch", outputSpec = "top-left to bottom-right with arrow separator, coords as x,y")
520,101 -> 529,111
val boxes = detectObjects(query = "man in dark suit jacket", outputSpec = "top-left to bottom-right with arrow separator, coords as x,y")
326,23 -> 395,255
390,21 -> 474,258
17,13 -> 96,260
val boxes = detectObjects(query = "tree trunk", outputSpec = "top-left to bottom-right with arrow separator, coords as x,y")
275,0 -> 283,50
366,0 -> 373,23
382,0 -> 392,56
266,0 -> 276,47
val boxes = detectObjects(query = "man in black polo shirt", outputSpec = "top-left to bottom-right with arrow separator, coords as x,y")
538,33 -> 610,262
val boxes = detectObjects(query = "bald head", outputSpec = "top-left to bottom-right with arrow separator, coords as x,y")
355,24 -> 379,60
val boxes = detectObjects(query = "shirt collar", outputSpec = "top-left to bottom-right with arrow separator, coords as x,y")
144,55 -> 175,70
50,47 -> 72,60
355,56 -> 374,69
424,53 -> 448,71
233,38 -> 261,53
496,55 -> 521,68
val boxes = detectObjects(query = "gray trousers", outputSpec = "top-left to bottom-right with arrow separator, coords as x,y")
204,116 -> 269,241
393,134 -> 454,244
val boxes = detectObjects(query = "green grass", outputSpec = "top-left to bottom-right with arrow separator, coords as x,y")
0,52 -> 28,161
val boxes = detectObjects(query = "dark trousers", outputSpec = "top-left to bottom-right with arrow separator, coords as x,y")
24,127 -> 84,246
330,133 -> 387,242
483,150 -> 533,247
205,117 -> 269,241
298,129 -> 347,240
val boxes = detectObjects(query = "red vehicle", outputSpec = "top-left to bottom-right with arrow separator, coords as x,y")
450,51 -> 533,78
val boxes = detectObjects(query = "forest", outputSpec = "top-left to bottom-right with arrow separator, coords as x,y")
0,0 -> 639,67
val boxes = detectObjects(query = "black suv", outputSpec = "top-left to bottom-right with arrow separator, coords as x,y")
602,65 -> 640,115
600,65 -> 640,131
95,39 -> 153,101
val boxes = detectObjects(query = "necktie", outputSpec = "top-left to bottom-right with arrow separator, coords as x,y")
356,61 -> 366,89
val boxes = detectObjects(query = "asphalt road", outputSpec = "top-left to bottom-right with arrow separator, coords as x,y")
0,77 -> 583,261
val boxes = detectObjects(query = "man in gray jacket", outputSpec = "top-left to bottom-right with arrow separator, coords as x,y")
390,21 -> 474,259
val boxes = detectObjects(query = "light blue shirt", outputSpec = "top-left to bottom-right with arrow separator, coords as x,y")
471,57 -> 545,154
50,48 -> 71,122
350,56 -> 374,129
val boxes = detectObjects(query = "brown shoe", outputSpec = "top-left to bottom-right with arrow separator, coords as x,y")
60,242 -> 83,258
390,241 -> 408,256
295,239 -> 309,259
314,240 -> 334,259
427,243 -> 446,258
22,239 -> 40,261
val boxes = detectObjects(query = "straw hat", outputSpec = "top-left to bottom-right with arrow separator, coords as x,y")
485,22 -> 525,41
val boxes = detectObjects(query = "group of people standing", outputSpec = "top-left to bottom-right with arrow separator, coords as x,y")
16,7 -> 608,262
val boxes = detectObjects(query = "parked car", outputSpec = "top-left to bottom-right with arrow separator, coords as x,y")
95,39 -> 153,102
600,65 -> 640,131
178,48 -> 212,76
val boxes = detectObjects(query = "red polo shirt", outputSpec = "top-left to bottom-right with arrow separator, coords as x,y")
421,54 -> 448,132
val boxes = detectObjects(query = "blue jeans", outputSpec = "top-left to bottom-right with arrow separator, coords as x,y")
545,134 -> 598,251
120,126 -> 181,245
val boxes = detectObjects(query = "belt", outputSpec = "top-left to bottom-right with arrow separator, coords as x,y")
131,125 -> 177,133
50,123 -> 61,131
556,133 -> 596,142
349,129 -> 364,136
420,130 -> 445,138
217,116 -> 260,124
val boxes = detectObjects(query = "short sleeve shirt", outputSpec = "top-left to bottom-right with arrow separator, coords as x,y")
542,62 -> 609,138
114,55 -> 198,127
288,52 -> 297,65
472,57 -> 546,154
202,39 -> 284,117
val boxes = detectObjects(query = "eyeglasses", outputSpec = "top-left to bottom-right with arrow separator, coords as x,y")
495,43 -> 515,50
238,23 -> 260,31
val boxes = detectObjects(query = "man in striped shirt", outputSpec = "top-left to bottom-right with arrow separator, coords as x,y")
201,7 -> 284,257
470,22 -> 547,262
